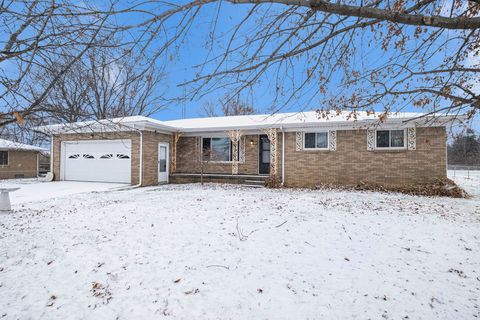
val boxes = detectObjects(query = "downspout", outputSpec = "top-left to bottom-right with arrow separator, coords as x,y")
133,125 -> 143,188
36,152 -> 39,178
50,134 -> 53,175
281,127 -> 285,186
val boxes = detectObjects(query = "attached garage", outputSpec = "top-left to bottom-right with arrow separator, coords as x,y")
61,140 -> 131,183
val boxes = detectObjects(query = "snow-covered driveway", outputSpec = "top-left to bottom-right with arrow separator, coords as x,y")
0,179 -> 127,205
0,173 -> 479,319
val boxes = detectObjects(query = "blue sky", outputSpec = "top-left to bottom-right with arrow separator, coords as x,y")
131,1 -> 476,134
144,2 -> 273,121
2,0 -> 476,132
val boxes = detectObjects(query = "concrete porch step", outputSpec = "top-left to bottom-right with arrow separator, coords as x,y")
244,180 -> 265,185
243,179 -> 266,188
242,184 -> 264,188
170,173 -> 268,186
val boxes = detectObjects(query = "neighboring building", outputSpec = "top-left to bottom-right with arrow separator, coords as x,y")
35,111 -> 461,187
0,139 -> 49,179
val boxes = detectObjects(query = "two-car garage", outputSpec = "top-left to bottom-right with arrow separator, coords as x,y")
61,140 -> 131,183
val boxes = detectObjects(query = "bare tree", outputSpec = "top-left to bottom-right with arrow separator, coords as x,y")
33,43 -> 167,123
125,0 -> 480,121
0,0 -> 123,127
0,116 -> 48,146
201,96 -> 256,117
448,129 -> 480,165
2,0 -> 480,130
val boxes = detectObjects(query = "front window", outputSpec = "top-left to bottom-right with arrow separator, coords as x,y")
0,151 -> 8,165
376,130 -> 405,149
304,132 -> 328,149
202,137 -> 240,162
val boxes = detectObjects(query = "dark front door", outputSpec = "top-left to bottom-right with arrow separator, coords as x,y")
259,135 -> 270,174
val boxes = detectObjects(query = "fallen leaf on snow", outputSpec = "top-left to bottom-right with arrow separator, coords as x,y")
184,288 -> 199,295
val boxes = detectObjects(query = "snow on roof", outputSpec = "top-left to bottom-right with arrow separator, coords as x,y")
0,139 -> 48,152
35,115 -> 178,134
35,111 -> 463,134
164,111 -> 408,129
164,111 -> 428,131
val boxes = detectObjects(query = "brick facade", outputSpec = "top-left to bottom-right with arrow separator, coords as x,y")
52,131 -> 170,186
175,135 -> 259,175
0,150 -> 39,179
141,131 -> 172,185
175,134 -> 283,176
51,127 -> 446,188
283,127 -> 446,187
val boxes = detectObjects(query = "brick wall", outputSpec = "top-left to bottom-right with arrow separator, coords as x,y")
0,151 -> 38,179
283,127 -> 447,187
141,131 -> 172,185
52,131 -> 170,186
52,127 -> 446,188
175,134 -> 283,175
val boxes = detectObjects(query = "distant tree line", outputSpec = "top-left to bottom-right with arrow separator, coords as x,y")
448,129 -> 480,166
201,96 -> 256,117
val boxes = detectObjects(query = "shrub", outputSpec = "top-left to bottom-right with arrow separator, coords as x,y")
264,175 -> 282,188
340,178 -> 468,198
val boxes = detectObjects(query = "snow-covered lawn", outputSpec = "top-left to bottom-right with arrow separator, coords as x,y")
449,169 -> 480,198
1,173 -> 479,319
0,179 -> 127,204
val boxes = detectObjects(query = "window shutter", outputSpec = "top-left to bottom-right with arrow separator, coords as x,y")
328,131 -> 337,151
367,130 -> 375,151
407,127 -> 416,150
295,132 -> 303,151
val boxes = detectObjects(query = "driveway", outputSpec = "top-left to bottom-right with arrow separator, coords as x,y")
0,178 -> 127,205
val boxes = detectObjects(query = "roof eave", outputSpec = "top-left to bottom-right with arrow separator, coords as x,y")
176,115 -> 463,133
35,119 -> 178,135
34,114 -> 467,135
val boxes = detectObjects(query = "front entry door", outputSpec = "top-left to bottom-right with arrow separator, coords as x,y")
158,143 -> 169,183
258,135 -> 270,175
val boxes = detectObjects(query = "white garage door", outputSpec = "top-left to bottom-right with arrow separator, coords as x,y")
63,140 -> 131,183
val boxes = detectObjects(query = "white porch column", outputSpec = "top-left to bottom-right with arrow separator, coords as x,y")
226,130 -> 243,175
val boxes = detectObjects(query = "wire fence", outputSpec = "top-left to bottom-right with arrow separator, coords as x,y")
448,165 -> 480,178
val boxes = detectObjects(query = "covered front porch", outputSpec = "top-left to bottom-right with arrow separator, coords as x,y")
169,129 -> 284,185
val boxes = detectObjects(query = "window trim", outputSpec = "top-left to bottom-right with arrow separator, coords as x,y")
0,150 -> 8,166
201,137 -> 240,163
303,131 -> 329,150
374,129 -> 407,150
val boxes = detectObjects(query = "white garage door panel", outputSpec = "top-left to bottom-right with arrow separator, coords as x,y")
63,140 -> 131,183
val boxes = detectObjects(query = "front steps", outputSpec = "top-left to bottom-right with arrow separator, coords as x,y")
243,179 -> 265,188
170,173 -> 268,187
